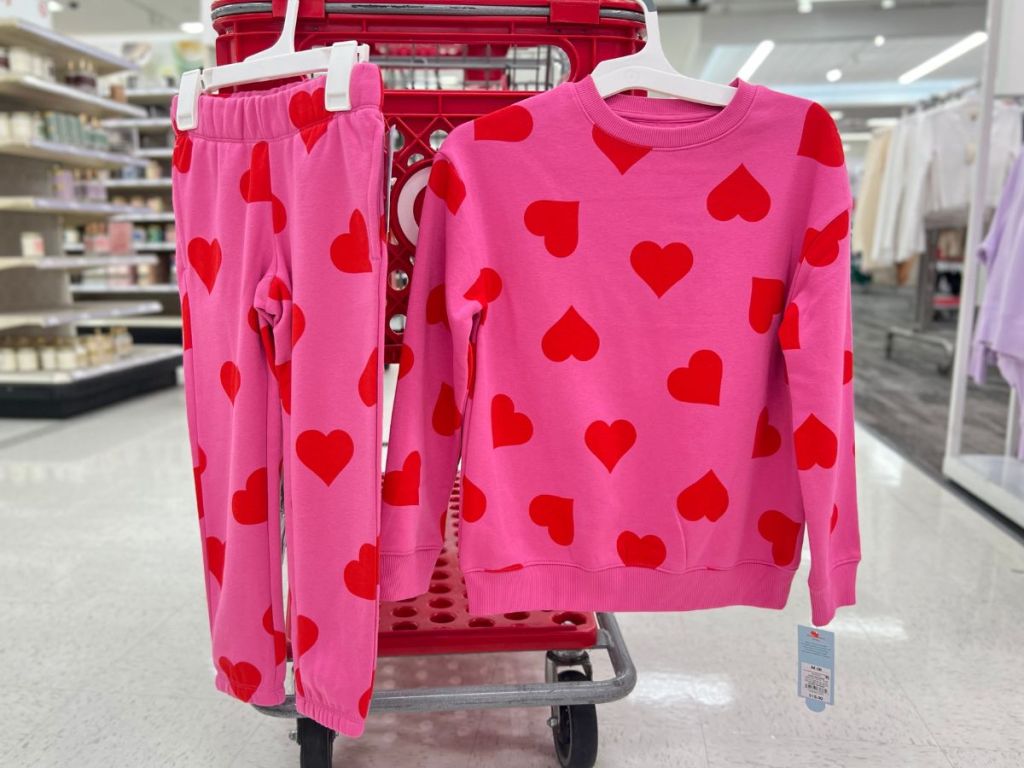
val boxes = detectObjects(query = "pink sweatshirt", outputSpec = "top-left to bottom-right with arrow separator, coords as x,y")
381,77 -> 860,627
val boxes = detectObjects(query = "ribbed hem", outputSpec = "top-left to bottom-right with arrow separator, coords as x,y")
214,675 -> 285,707
379,548 -> 440,602
464,562 -> 796,615
296,696 -> 367,738
571,75 -> 757,148
173,63 -> 383,141
809,560 -> 859,627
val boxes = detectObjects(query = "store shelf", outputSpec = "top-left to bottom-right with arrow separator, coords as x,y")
0,197 -> 149,223
0,254 -> 158,272
136,147 -> 174,160
124,87 -> 177,105
0,74 -> 144,119
79,315 -> 182,330
132,242 -> 176,253
0,140 -> 144,169
0,344 -> 181,386
0,300 -> 161,332
105,178 -> 172,191
943,454 -> 1024,530
112,211 -> 175,223
101,117 -> 173,132
0,18 -> 136,76
73,283 -> 177,295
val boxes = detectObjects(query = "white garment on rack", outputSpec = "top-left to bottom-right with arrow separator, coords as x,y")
869,116 -> 911,270
852,127 -> 892,260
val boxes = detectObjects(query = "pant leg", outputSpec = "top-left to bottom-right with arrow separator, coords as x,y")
174,135 -> 288,708
258,81 -> 387,738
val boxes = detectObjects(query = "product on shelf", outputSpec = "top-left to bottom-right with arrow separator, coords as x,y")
0,108 -> 113,151
0,329 -> 135,375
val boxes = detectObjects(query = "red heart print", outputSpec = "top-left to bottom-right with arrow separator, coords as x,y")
484,563 -> 524,573
463,267 -> 503,307
630,241 -> 693,298
524,200 -> 579,258
474,104 -> 533,142
426,283 -> 449,328
206,536 -> 225,585
676,470 -> 729,522
801,210 -> 849,267
439,508 -> 447,541
462,475 -> 486,522
428,158 -> 466,215
240,141 -> 287,233
752,407 -> 782,458
358,676 -> 374,718
616,531 -> 666,568
261,607 -> 286,665
585,419 -> 637,473
706,164 -> 771,222
294,668 -> 305,698
187,237 -> 222,293
172,131 -> 192,173
843,350 -> 853,384
529,494 -> 574,546
432,383 -> 462,436
542,306 -> 600,362
667,350 -> 722,405
268,276 -> 291,301
343,542 -> 378,600
247,306 -> 260,333
220,361 -> 241,404
296,615 -> 319,656
331,210 -> 372,273
797,103 -> 845,167
275,360 -> 292,414
296,429 -> 354,486
289,87 -> 330,153
358,348 -> 378,407
291,304 -> 305,347
830,504 -> 839,533
383,451 -> 420,506
232,467 -> 268,525
193,446 -> 206,519
592,125 -> 651,175
181,293 -> 192,351
398,343 -> 414,379
748,277 -> 785,333
778,304 -> 800,350
758,510 -> 801,566
218,657 -> 262,702
794,414 -> 838,469
491,394 -> 533,448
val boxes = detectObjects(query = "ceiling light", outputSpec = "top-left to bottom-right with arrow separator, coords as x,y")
737,40 -> 775,82
180,21 -> 205,35
874,35 -> 886,47
881,0 -> 895,9
898,31 -> 988,84
826,68 -> 843,82
47,1 -> 64,11
798,0 -> 813,13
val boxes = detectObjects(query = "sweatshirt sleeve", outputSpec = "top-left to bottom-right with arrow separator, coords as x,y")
379,150 -> 482,601
781,152 -> 861,627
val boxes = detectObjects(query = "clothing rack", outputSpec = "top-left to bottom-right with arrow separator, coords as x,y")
944,0 -> 1024,528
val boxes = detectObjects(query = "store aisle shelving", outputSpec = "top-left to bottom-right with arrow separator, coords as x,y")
0,382 -> 1022,768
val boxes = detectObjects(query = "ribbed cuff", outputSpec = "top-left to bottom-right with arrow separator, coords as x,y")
296,695 -> 367,738
379,548 -> 439,602
810,560 -> 859,627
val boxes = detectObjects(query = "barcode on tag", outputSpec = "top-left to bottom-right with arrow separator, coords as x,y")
800,662 -> 832,702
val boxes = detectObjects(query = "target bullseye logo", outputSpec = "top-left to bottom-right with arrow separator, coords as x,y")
395,165 -> 431,246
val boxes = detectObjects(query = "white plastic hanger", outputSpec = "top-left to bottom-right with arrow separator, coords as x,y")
176,0 -> 369,131
590,4 -> 735,106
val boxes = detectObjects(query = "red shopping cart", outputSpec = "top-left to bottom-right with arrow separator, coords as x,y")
210,2 -> 645,766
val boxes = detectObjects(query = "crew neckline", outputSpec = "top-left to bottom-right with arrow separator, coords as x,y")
572,76 -> 757,149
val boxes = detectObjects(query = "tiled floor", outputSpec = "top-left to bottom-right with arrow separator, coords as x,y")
1,383 -> 1023,767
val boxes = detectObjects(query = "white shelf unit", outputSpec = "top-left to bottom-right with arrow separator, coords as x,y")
0,197 -> 148,222
0,18 -> 136,76
0,300 -> 162,332
0,140 -> 144,169
0,74 -> 144,119
136,147 -> 174,160
943,0 -> 1024,528
0,344 -> 181,386
105,178 -> 172,191
0,254 -> 158,271
101,117 -> 173,132
79,315 -> 182,330
72,283 -> 177,295
112,211 -> 175,223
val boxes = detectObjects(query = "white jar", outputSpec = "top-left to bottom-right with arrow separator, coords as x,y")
10,112 -> 35,142
20,231 -> 45,258
0,344 -> 16,373
39,343 -> 58,371
16,342 -> 39,372
56,340 -> 78,371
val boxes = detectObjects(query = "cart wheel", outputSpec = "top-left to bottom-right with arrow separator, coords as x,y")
297,717 -> 335,768
551,670 -> 599,768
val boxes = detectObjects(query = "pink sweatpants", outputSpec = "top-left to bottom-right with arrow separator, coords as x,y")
171,65 -> 386,736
